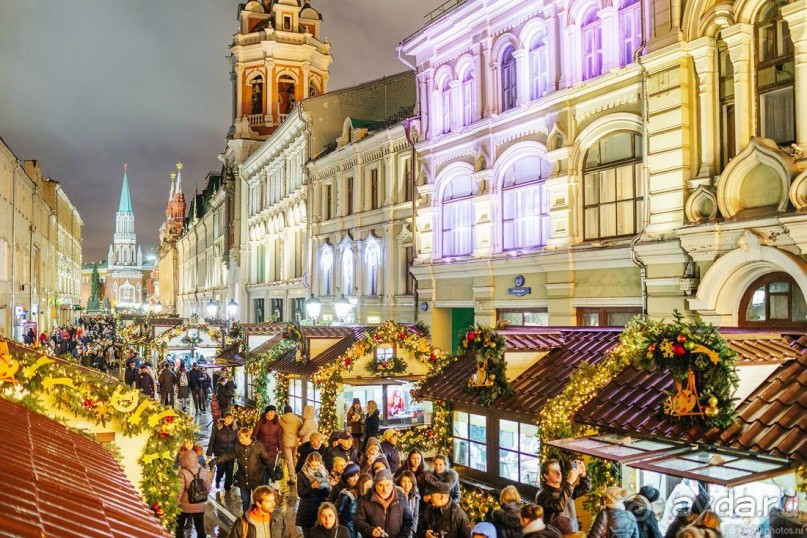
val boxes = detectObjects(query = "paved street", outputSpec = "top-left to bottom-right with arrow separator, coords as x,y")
185,407 -> 299,538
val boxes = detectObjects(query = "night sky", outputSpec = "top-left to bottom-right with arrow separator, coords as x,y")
0,0 -> 443,262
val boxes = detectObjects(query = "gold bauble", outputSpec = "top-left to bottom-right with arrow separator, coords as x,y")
708,396 -> 718,407
161,421 -> 177,435
704,405 -> 719,418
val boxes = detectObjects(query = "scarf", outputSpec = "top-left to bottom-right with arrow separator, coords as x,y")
523,519 -> 546,533
303,463 -> 330,488
373,489 -> 395,510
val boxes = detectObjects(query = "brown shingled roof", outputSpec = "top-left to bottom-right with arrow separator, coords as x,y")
575,332 -> 807,462
269,326 -> 372,376
418,328 -> 622,417
0,398 -> 170,537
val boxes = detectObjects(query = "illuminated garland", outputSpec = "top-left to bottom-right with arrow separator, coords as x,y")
459,484 -> 498,523
397,400 -> 452,454
231,404 -> 260,430
460,324 -> 512,406
246,339 -> 298,411
312,321 -> 451,438
274,372 -> 290,410
0,339 -> 196,530
152,321 -> 223,350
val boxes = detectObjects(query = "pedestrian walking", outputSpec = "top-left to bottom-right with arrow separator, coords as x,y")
492,486 -> 524,538
297,452 -> 332,538
207,412 -> 239,493
279,404 -> 303,486
300,404 -> 318,443
417,480 -> 471,538
428,455 -> 461,504
397,470 -> 422,533
227,486 -> 291,538
309,502 -> 351,538
355,469 -> 414,538
252,405 -> 283,484
380,429 -> 401,474
189,363 -> 204,413
234,427 -> 274,514
535,458 -> 590,535
520,505 -> 561,538
176,447 -> 211,538
363,401 -> 380,452
297,432 -> 327,474
158,363 -> 177,407
136,364 -> 155,399
177,363 -> 191,413
587,487 -> 639,538
346,399 -> 365,448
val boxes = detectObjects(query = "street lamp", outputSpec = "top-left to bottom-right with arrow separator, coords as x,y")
226,299 -> 239,320
305,296 -> 322,323
334,294 -> 352,323
206,299 -> 219,319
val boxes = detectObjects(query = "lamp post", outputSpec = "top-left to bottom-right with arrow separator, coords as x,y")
334,294 -> 352,323
305,296 -> 322,324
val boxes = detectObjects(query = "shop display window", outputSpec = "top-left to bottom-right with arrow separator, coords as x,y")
452,411 -> 487,471
385,383 -> 429,426
499,420 -> 540,486
305,381 -> 322,417
289,378 -> 303,414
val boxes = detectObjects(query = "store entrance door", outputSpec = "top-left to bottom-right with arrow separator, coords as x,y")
450,308 -> 475,354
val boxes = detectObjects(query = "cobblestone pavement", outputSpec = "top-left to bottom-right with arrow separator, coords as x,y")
176,402 -> 299,538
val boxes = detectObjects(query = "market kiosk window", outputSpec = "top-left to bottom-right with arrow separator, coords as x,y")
306,381 -> 322,416
342,382 -> 432,428
289,378 -> 304,414
499,420 -> 540,486
453,411 -> 487,471
376,344 -> 394,362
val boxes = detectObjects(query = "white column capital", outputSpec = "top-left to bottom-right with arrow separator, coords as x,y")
721,23 -> 753,64
782,0 -> 807,42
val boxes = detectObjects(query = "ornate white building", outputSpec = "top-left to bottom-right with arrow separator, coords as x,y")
105,164 -> 147,308
399,0 -> 807,351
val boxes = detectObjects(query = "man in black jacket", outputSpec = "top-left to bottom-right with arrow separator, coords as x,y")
188,362 -> 204,413
417,481 -> 471,538
534,458 -> 590,534
326,431 -> 359,471
355,469 -> 414,538
297,432 -> 327,473
380,429 -> 401,474
207,412 -> 239,492
234,427 -> 273,513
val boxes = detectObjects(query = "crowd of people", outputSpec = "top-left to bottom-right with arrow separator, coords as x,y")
170,399 -> 729,538
25,315 -> 118,372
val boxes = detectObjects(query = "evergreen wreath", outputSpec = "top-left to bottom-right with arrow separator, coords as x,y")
460,324 -> 513,406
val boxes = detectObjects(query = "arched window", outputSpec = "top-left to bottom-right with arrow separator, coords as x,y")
529,33 -> 549,100
618,0 -> 642,67
440,76 -> 453,134
365,237 -> 381,296
341,247 -> 355,296
581,8 -> 603,80
441,173 -> 475,257
461,68 -> 475,127
250,75 -> 264,115
501,46 -> 518,111
583,131 -> 643,239
320,244 -> 333,296
501,155 -> 551,250
755,0 -> 795,146
740,273 -> 807,327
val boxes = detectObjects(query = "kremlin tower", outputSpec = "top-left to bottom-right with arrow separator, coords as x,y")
106,163 -> 147,308
156,162 -> 187,314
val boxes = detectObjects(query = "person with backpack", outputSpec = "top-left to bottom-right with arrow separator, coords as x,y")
492,486 -> 525,538
176,447 -> 211,538
177,363 -> 191,413
586,487 -> 639,538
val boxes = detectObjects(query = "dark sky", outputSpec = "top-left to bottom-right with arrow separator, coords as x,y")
0,0 -> 443,262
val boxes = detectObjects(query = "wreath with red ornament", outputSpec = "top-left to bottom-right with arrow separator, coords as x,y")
460,324 -> 513,406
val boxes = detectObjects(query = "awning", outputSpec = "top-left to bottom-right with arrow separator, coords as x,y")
547,433 -> 793,488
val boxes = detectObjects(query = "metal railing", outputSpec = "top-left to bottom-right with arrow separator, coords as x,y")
425,0 -> 472,21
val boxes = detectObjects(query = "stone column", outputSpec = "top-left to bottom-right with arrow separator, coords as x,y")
473,46 -> 484,121
302,62 -> 311,98
690,36 -> 718,177
449,80 -> 461,131
235,64 -> 244,119
722,23 -> 754,153
264,60 -> 275,122
481,38 -> 495,115
782,0 -> 807,151
598,6 -> 619,73
418,71 -> 430,136
544,3 -> 560,92
513,49 -> 531,106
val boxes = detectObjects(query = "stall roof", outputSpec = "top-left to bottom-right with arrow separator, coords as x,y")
0,397 -> 170,537
213,344 -> 247,368
247,334 -> 282,359
574,332 -> 807,462
418,328 -> 622,415
268,326 -> 372,376
547,433 -> 792,488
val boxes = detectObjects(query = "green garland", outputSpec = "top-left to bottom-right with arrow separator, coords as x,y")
247,339 -> 297,411
274,372 -> 289,410
366,354 -> 407,375
398,400 -> 452,454
459,484 -> 498,523
0,340 -> 196,530
460,324 -> 513,406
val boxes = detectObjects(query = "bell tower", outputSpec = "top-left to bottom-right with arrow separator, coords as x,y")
229,0 -> 332,141
159,162 -> 186,244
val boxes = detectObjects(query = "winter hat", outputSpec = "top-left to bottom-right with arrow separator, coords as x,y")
373,469 -> 393,485
366,437 -> 381,448
265,405 -> 277,413
328,431 -> 342,444
337,430 -> 352,440
471,523 -> 497,538
284,405 -> 293,413
382,429 -> 399,441
639,486 -> 660,503
343,463 -> 361,478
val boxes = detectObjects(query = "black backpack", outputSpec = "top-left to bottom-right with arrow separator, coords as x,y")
187,469 -> 208,504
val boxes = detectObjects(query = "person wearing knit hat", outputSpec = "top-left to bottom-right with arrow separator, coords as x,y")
626,486 -> 662,538
333,463 -> 366,538
355,468 -> 414,538
380,429 -> 401,474
587,486 -> 639,538
418,474 -> 471,538
471,522 -> 498,538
